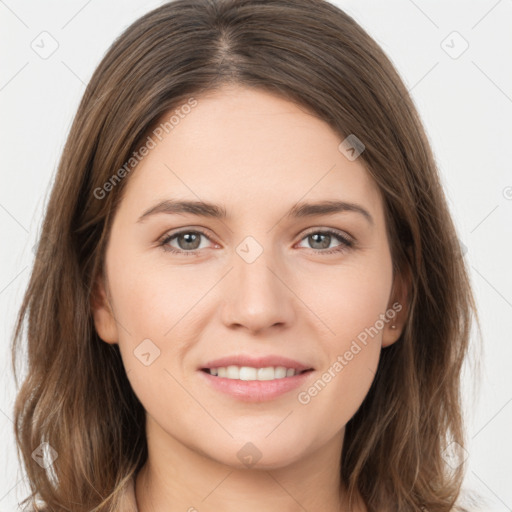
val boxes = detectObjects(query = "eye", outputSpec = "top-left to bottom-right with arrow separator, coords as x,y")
159,228 -> 354,257
296,229 -> 354,255
159,229 -> 214,256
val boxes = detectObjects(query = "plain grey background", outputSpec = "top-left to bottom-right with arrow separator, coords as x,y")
1,0 -> 511,510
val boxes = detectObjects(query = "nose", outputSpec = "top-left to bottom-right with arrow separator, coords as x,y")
219,242 -> 296,334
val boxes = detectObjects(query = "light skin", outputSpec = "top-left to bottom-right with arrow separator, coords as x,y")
92,84 -> 409,512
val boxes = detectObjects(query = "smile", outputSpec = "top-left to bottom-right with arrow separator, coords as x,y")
202,365 -> 311,380
199,367 -> 314,402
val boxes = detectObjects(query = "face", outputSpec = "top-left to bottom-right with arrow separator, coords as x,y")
92,84 -> 407,470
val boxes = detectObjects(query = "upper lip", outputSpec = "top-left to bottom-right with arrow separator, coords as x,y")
200,354 -> 314,372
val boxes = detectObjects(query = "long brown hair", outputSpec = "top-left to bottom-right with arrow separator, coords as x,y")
11,0 -> 482,510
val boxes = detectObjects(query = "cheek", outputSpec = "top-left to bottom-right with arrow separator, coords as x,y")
108,261 -> 203,418
292,253 -> 391,414
297,252 -> 393,347
108,255 -> 200,340
292,274 -> 389,441
107,255 -> 218,395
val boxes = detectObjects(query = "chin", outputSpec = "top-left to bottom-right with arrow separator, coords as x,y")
200,434 -> 309,471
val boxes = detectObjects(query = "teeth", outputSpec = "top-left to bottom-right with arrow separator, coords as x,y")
207,366 -> 302,380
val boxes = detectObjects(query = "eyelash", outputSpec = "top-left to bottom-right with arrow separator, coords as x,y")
158,228 -> 354,257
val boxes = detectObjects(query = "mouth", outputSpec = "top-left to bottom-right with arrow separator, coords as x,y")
197,355 -> 315,401
200,366 -> 314,381
199,366 -> 314,402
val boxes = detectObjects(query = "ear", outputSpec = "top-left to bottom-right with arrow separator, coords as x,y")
90,273 -> 119,344
382,260 -> 411,348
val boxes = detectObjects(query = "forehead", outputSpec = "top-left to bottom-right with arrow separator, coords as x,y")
119,85 -> 384,224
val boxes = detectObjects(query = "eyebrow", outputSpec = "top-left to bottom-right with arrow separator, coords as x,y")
137,199 -> 374,226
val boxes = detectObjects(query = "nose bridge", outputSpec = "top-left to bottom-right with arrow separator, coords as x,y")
220,232 -> 293,332
235,232 -> 283,301
236,236 -> 277,286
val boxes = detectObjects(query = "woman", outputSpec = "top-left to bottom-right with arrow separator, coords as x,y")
11,0 -> 482,510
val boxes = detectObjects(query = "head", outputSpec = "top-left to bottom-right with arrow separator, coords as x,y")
12,1 -> 479,511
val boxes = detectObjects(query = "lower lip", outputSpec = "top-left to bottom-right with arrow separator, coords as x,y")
198,370 -> 314,402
